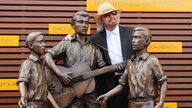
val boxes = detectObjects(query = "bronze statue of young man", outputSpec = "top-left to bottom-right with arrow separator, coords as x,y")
65,3 -> 133,108
44,11 -> 125,108
96,27 -> 167,108
17,32 -> 59,108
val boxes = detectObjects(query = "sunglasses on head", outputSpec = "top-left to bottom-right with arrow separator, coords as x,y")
103,11 -> 117,18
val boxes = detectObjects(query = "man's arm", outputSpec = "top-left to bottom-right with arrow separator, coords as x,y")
44,53 -> 71,85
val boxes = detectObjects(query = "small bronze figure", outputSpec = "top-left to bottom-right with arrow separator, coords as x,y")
96,27 -> 167,108
17,32 -> 59,108
17,32 -> 48,108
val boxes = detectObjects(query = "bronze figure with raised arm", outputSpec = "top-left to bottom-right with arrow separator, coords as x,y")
65,2 -> 133,107
96,27 -> 167,108
44,11 -> 125,108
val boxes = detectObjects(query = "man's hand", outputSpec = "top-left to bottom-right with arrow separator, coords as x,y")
18,97 -> 27,108
59,72 -> 72,85
95,94 -> 108,105
64,34 -> 74,41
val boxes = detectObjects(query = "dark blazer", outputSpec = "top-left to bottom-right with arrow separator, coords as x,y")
91,26 -> 133,66
91,26 -> 133,108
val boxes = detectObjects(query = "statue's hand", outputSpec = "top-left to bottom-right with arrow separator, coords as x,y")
95,94 -> 108,105
59,72 -> 72,85
64,34 -> 74,41
115,61 -> 126,71
18,97 -> 27,108
154,104 -> 162,108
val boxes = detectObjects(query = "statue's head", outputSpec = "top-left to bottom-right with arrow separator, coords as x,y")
26,32 -> 46,55
71,11 -> 89,36
132,27 -> 152,51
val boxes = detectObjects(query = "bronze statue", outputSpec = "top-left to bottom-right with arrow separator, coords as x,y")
17,32 -> 59,108
65,2 -> 133,108
17,32 -> 45,108
17,32 -> 47,108
96,27 -> 168,108
44,11 -> 126,108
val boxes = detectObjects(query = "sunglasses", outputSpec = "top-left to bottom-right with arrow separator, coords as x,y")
103,11 -> 117,18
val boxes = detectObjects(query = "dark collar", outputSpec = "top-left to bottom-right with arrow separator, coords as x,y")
29,54 -> 41,63
131,53 -> 150,61
72,35 -> 91,46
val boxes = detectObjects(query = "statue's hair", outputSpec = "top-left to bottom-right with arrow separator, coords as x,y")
96,13 -> 120,32
133,27 -> 152,40
71,11 -> 89,27
26,32 -> 43,49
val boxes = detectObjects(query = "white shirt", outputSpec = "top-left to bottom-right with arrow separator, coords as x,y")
106,25 -> 123,66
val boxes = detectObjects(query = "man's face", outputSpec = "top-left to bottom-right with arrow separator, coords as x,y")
32,35 -> 46,55
132,31 -> 146,51
101,11 -> 119,29
73,15 -> 89,35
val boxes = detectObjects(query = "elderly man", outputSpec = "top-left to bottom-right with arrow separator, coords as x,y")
91,2 -> 133,108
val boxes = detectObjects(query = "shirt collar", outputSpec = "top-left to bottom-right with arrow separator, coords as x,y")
29,54 -> 41,62
105,25 -> 119,36
131,53 -> 150,61
72,35 -> 90,46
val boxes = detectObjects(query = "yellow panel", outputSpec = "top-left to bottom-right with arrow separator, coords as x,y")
49,24 -> 90,35
163,102 -> 177,108
87,0 -> 192,12
0,36 -> 19,46
147,42 -> 182,53
0,79 -> 18,90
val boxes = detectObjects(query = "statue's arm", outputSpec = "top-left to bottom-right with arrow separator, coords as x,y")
156,80 -> 167,108
105,84 -> 124,98
152,57 -> 167,108
47,91 -> 60,108
44,53 -> 61,76
18,82 -> 27,107
44,53 -> 71,85
96,84 -> 124,105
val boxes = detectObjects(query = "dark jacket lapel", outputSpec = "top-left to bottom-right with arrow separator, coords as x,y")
119,26 -> 133,61
119,26 -> 128,60
98,30 -> 111,65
